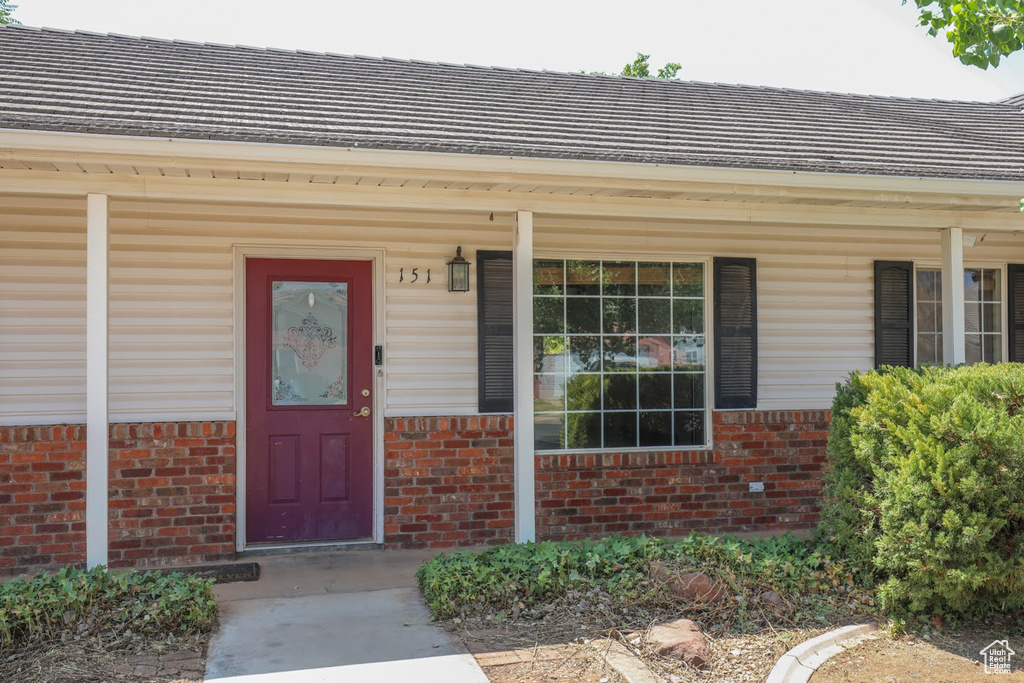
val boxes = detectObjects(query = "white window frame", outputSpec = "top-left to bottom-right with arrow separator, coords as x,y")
913,261 -> 1009,365
532,252 -> 713,454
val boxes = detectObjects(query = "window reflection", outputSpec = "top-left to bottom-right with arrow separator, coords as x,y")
533,259 -> 706,450
916,267 -> 1003,365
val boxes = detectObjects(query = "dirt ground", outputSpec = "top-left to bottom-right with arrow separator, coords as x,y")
0,633 -> 208,683
815,627 -> 1024,683
469,638 -> 627,683
455,616 -> 831,683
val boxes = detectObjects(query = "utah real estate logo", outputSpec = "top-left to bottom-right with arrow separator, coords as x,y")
980,640 -> 1015,675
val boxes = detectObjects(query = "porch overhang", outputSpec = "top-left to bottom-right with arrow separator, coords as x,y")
17,129 -> 1023,562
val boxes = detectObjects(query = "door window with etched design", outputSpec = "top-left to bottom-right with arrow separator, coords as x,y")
271,281 -> 348,405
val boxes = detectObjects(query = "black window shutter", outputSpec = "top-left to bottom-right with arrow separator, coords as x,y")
1008,264 -> 1024,363
477,251 -> 514,413
714,258 -> 757,409
873,261 -> 914,368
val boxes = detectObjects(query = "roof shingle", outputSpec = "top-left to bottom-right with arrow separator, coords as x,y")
1,25 -> 1023,181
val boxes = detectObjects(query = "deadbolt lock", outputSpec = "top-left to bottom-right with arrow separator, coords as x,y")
361,388 -> 370,397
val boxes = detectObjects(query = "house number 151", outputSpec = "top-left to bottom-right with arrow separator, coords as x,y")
399,268 -> 431,283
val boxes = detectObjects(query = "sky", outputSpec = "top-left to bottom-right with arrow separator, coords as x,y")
11,0 -> 1024,102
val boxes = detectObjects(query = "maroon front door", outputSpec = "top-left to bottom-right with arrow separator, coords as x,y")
245,258 -> 374,543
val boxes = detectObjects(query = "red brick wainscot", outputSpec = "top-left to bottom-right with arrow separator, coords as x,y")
383,415 -> 515,549
382,410 -> 828,549
536,410 -> 830,540
0,421 -> 236,577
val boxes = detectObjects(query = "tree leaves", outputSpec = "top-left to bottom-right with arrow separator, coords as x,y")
0,0 -> 18,26
620,52 -> 681,79
905,0 -> 1024,68
586,52 -> 682,79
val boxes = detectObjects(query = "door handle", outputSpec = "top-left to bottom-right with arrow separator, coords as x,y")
353,406 -> 371,417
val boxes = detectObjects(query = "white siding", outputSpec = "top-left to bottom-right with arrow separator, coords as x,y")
107,200 -> 512,421
0,195 -> 86,423
0,197 -> 512,424
3,193 -> 1024,425
535,216 -> 1024,409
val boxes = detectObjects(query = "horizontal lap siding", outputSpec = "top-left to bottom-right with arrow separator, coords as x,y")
4,192 -> 1024,424
0,197 -> 511,424
535,215 -> 1024,410
0,196 -> 86,423
108,213 -> 234,418
108,200 -> 512,420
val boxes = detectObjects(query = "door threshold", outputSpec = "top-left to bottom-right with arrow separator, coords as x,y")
240,539 -> 380,558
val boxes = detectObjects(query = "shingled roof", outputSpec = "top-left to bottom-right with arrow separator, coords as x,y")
2,25 -> 1024,182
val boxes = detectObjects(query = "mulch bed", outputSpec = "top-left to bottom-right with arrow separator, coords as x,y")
443,585 -> 869,683
0,631 -> 210,683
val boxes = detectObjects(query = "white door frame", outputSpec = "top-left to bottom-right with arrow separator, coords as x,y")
232,245 -> 387,550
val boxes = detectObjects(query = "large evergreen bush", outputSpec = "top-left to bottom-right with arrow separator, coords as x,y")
819,364 -> 1024,617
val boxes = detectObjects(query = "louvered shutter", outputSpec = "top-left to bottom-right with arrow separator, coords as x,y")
1008,265 -> 1024,362
714,258 -> 757,409
873,261 -> 914,367
477,251 -> 514,413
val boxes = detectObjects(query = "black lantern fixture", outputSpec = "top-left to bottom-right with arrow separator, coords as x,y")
447,246 -> 471,292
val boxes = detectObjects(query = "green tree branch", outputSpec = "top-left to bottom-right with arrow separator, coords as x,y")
0,0 -> 19,25
906,0 -> 1024,68
587,52 -> 681,79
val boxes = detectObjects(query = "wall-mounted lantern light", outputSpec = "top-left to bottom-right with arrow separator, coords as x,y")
447,246 -> 471,292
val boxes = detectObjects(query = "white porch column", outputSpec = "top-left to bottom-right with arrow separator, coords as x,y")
86,193 -> 110,568
512,210 -> 536,543
941,227 -> 966,365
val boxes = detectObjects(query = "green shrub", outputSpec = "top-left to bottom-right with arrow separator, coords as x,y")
818,364 -> 1024,617
0,566 -> 216,651
416,533 -> 857,619
417,536 -> 658,618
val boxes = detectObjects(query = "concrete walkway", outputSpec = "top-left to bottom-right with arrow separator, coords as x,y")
205,548 -> 488,683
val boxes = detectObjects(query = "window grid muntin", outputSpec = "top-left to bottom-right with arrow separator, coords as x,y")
533,259 -> 706,451
914,265 -> 1005,366
965,267 -> 1002,364
916,268 -> 943,365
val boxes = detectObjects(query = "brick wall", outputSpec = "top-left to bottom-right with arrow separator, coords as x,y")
383,415 -> 515,549
107,422 -> 236,569
382,410 -> 828,550
0,425 -> 86,574
0,421 -> 235,577
536,410 -> 829,540
3,410 -> 827,571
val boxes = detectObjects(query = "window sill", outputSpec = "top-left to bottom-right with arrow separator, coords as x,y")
535,444 -> 713,455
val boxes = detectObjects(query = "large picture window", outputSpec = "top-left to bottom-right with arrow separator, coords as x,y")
533,260 -> 706,451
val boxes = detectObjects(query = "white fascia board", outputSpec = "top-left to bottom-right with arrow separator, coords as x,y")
2,128 -> 1023,199
3,167 -> 1023,231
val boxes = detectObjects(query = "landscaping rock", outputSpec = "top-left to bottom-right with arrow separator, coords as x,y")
647,618 -> 711,667
651,563 -> 728,604
757,590 -> 786,614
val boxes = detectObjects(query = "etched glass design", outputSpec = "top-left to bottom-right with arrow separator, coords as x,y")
271,281 -> 348,406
